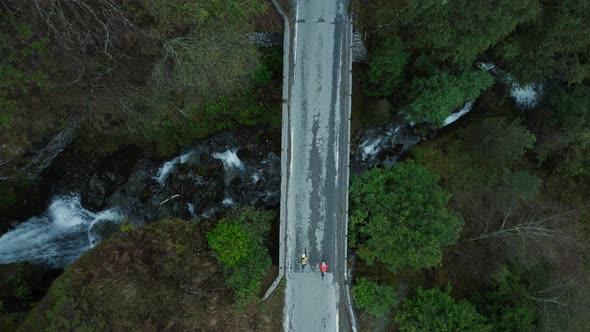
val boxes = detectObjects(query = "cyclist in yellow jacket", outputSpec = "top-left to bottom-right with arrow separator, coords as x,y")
301,254 -> 309,271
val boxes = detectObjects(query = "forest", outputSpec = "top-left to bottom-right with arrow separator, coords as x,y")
350,0 -> 590,330
1,0 -> 589,331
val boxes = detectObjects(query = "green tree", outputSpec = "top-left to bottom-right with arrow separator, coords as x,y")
476,264 -> 542,332
207,207 -> 273,305
407,69 -> 494,126
208,221 -> 252,267
463,118 -> 536,164
354,0 -> 405,37
539,84 -> 590,176
350,161 -> 463,272
396,287 -> 492,332
548,84 -> 590,134
364,37 -> 410,96
400,0 -> 540,64
496,0 -> 590,83
557,130 -> 590,176
225,245 -> 270,303
352,278 -> 397,318
502,169 -> 541,202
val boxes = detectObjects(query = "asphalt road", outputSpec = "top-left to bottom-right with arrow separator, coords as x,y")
283,0 -> 352,331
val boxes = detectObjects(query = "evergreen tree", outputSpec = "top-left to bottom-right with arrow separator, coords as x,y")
350,161 -> 462,272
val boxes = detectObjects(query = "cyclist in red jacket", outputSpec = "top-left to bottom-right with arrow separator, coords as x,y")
319,261 -> 328,279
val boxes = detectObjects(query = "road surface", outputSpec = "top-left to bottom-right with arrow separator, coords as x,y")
282,0 -> 353,331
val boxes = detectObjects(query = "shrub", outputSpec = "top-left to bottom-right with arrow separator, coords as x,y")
396,287 -> 491,332
15,286 -> 32,301
207,207 -> 274,305
119,219 -> 134,232
208,221 -> 252,267
352,278 -> 397,317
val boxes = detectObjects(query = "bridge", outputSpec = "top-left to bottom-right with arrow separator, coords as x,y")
264,0 -> 356,330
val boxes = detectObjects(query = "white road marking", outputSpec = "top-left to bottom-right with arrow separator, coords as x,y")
292,1 -> 299,71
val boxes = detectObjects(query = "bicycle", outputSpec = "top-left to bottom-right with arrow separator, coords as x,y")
300,248 -> 309,271
319,257 -> 329,280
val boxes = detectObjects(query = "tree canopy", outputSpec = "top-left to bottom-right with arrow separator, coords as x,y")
396,288 -> 492,332
548,84 -> 590,134
463,118 -> 536,164
350,161 -> 463,272
476,264 -> 543,332
207,207 -> 273,304
495,0 -> 590,83
352,278 -> 397,318
502,169 -> 542,202
407,69 -> 494,126
400,0 -> 540,65
364,37 -> 409,97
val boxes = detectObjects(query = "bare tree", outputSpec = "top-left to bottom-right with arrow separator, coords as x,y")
1,0 -> 142,58
457,182 -> 575,246
466,209 -> 575,245
151,33 -> 261,98
529,275 -> 578,308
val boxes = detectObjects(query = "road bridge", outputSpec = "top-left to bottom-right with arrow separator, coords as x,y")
272,0 -> 355,330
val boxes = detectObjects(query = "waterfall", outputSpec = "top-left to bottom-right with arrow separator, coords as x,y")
186,203 -> 196,218
148,142 -> 280,220
443,101 -> 475,126
0,195 -> 123,268
359,127 -> 400,161
354,123 -> 421,173
510,82 -> 544,109
155,151 -> 195,185
478,62 -> 544,109
212,148 -> 245,170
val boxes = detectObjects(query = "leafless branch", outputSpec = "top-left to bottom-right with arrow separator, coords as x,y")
466,210 -> 576,244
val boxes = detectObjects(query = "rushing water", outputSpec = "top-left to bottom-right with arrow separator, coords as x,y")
155,150 -> 195,185
212,148 -> 245,170
0,195 -> 123,267
0,98 -> 495,269
510,82 -> 544,109
354,99 -> 477,172
444,101 -> 475,126
478,62 -> 544,109
1,95 -> 484,269
0,138 -> 281,268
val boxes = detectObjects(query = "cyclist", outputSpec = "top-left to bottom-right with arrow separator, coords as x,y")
319,261 -> 329,279
301,254 -> 309,271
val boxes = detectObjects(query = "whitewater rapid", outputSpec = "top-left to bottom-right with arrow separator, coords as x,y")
0,195 -> 123,268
